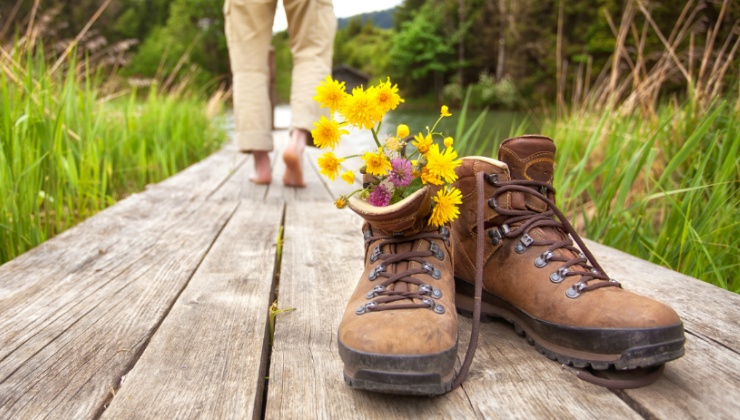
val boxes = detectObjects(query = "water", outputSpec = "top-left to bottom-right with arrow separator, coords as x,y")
382,108 -> 536,157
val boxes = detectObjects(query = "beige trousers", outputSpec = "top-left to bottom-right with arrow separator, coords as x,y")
224,0 -> 336,152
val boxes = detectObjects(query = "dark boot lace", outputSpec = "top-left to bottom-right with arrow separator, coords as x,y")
485,174 -> 621,297
483,172 -> 664,389
359,214 -> 485,390
358,228 -> 450,314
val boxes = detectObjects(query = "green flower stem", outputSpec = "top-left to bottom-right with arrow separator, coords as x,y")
371,126 -> 382,149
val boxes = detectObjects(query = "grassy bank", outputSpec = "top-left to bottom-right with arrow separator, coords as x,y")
0,49 -> 226,264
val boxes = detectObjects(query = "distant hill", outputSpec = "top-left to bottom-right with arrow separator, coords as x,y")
338,8 -> 395,29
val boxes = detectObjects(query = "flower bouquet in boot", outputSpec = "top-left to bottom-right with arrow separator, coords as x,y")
311,77 -> 476,395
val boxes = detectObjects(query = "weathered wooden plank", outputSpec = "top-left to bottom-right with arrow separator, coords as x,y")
265,204 -> 642,418
456,319 -> 641,419
150,144 -> 248,201
605,330 -> 740,419
585,240 -> 740,351
207,150 -> 270,203
0,198 -> 237,419
101,201 -> 282,419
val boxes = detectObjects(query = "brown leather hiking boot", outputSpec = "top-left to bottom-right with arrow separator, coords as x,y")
451,135 -> 685,385
337,186 -> 460,395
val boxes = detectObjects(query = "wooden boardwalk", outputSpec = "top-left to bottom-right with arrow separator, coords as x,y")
0,131 -> 738,419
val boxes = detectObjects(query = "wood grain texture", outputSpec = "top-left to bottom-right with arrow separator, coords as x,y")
0,199 -> 236,419
456,318 -> 641,419
585,239 -> 740,351
101,201 -> 282,419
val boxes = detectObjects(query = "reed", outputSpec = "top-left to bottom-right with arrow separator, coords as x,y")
0,23 -> 226,264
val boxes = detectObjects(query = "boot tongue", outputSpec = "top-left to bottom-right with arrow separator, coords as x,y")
498,135 -> 556,212
498,135 -> 556,184
348,185 -> 438,236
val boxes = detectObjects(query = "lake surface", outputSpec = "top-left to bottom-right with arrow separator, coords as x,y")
268,105 -> 537,157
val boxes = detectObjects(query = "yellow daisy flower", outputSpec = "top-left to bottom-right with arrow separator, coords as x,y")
362,148 -> 392,176
318,152 -> 344,181
412,132 -> 433,155
313,76 -> 347,114
374,77 -> 404,113
425,143 -> 461,183
342,86 -> 382,130
440,105 -> 452,117
311,116 -> 349,149
334,196 -> 348,209
396,124 -> 410,138
420,166 -> 444,185
429,187 -> 462,227
444,136 -> 454,147
341,170 -> 355,185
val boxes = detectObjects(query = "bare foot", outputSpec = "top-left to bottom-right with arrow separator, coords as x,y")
283,130 -> 307,188
249,151 -> 272,184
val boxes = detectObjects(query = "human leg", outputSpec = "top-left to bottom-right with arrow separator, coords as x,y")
281,0 -> 337,187
224,0 -> 278,183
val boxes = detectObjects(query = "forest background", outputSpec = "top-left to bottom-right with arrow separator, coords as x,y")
1,0 -> 738,292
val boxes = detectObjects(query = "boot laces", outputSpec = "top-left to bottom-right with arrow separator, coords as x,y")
485,173 -> 664,389
488,177 -> 621,296
358,228 -> 449,315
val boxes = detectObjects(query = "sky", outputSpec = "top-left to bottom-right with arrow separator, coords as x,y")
272,0 -> 404,32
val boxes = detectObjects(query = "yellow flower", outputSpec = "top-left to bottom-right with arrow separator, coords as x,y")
384,136 -> 401,152
412,132 -> 433,155
396,124 -> 410,138
341,86 -> 382,130
444,136 -> 454,147
362,148 -> 392,176
425,143 -> 461,183
318,152 -> 344,181
440,105 -> 452,117
374,77 -> 404,113
421,166 -> 444,185
429,187 -> 462,227
341,170 -> 355,185
311,116 -> 349,149
334,196 -> 348,209
313,76 -> 347,114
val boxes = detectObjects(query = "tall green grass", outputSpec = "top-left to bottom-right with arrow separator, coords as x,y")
0,48 -> 226,264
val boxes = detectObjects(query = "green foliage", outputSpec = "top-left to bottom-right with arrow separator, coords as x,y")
0,45 -> 226,264
124,0 -> 228,89
389,4 -> 455,92
334,21 -> 393,79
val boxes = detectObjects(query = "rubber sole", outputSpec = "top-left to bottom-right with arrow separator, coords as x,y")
338,338 -> 457,396
455,278 -> 685,370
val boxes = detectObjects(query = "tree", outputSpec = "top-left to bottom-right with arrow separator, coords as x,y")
390,5 -> 455,98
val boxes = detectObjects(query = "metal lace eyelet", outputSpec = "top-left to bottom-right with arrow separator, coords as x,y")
515,233 -> 533,254
370,245 -> 382,263
590,268 -> 600,274
433,303 -> 445,314
488,197 -> 498,209
534,251 -> 553,268
549,267 -> 570,283
539,185 -> 549,195
486,173 -> 498,185
363,228 -> 372,241
565,283 -> 586,299
419,284 -> 432,294
429,242 -> 445,260
423,262 -> 442,280
488,228 -> 502,245
438,226 -> 450,241
432,288 -> 443,298
368,264 -> 385,281
365,285 -> 386,299
356,301 -> 378,314
610,278 -> 622,287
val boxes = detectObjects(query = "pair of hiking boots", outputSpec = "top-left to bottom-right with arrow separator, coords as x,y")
337,135 -> 685,395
